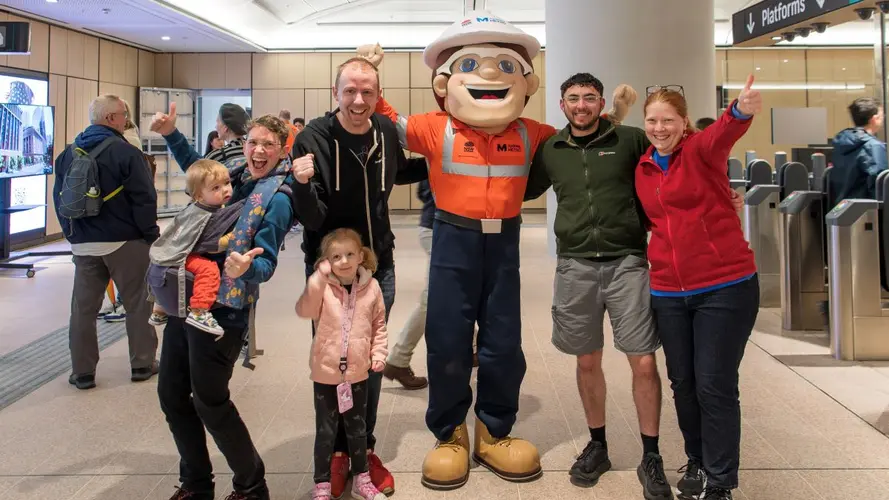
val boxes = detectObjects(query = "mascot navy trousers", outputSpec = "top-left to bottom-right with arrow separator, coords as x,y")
425,218 -> 527,441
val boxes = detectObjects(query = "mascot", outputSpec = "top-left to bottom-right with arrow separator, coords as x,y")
359,11 -> 635,490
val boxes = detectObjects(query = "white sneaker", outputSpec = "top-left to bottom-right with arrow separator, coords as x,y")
104,304 -> 126,323
97,299 -> 114,319
186,310 -> 225,337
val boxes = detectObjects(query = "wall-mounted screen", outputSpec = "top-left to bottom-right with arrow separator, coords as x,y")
0,69 -> 50,239
0,103 -> 54,178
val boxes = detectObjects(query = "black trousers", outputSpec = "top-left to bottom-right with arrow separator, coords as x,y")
313,380 -> 369,483
305,263 -> 395,453
652,275 -> 760,490
158,311 -> 266,496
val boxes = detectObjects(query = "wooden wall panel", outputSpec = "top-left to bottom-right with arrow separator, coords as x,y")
155,54 -> 173,88
198,53 -> 226,89
66,78 -> 99,143
48,26 -> 68,76
252,53 -> 278,89
225,53 -> 252,88
67,32 -> 86,79
251,89 -> 279,118
379,52 -> 410,89
98,40 -> 114,83
27,20 -> 50,73
172,53 -> 200,89
83,36 -> 100,81
278,53 -> 305,88
112,43 -> 127,85
277,89 -> 305,120
305,53 -> 332,89
139,50 -> 156,87
46,74 -> 67,236
125,46 -> 139,86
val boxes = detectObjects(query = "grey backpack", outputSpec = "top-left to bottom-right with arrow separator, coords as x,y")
58,136 -> 124,220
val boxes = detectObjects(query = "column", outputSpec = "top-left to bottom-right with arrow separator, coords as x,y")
543,0 -> 716,256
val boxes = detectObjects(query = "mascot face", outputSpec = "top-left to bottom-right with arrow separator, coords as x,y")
433,43 -> 540,130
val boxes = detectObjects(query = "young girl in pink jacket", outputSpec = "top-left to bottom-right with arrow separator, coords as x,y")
295,228 -> 388,500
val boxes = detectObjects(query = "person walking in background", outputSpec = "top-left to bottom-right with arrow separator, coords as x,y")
829,97 -> 887,205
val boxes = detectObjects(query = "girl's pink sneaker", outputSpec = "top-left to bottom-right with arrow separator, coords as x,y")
312,482 -> 332,500
350,472 -> 386,500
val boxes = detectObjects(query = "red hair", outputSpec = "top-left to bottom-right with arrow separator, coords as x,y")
644,89 -> 695,134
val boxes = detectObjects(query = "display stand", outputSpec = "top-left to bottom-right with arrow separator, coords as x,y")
0,177 -> 70,277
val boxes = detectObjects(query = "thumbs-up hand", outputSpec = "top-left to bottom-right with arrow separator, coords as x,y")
356,43 -> 384,67
150,101 -> 178,137
737,74 -> 762,117
294,153 -> 315,184
225,247 -> 264,278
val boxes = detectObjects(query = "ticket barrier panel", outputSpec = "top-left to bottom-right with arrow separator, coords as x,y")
826,192 -> 889,361
744,159 -> 780,307
778,161 -> 827,330
729,157 -> 746,226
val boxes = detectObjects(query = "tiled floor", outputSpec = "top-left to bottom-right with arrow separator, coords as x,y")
2,214 -> 889,499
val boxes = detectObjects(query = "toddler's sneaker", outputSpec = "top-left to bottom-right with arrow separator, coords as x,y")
350,472 -> 385,500
312,482 -> 332,500
186,310 -> 224,337
149,311 -> 168,326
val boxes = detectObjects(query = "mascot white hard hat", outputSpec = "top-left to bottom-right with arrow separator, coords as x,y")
422,11 -> 541,70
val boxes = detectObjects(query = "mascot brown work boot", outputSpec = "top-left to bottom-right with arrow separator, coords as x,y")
382,364 -> 428,390
421,422 -> 470,490
472,419 -> 542,482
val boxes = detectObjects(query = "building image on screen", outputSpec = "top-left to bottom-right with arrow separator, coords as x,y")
0,104 -> 54,178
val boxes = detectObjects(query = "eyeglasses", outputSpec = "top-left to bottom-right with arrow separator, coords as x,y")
563,94 -> 603,105
246,139 -> 281,150
646,85 -> 685,96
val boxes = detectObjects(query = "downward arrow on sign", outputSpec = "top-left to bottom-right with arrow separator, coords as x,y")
815,0 -> 825,7
747,12 -> 755,33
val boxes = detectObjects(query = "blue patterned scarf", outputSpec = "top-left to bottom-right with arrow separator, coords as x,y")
216,157 -> 292,309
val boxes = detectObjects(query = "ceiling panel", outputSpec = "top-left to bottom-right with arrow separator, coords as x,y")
1,0 -> 877,52
0,0 -> 259,52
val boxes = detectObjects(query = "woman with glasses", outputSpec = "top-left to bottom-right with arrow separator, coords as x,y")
149,113 -> 304,500
634,76 -> 761,500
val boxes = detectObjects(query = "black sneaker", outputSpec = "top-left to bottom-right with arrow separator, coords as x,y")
131,361 -> 159,382
637,452 -> 673,499
68,373 -> 96,390
169,486 -> 213,500
569,440 -> 612,487
702,487 -> 732,500
222,489 -> 270,500
677,460 -> 705,499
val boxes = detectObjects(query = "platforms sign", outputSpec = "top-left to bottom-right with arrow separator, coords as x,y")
732,0 -> 864,45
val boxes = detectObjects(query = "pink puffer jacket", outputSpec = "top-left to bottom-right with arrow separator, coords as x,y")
295,266 -> 388,385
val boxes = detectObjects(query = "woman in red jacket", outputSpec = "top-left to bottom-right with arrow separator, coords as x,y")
634,75 -> 761,500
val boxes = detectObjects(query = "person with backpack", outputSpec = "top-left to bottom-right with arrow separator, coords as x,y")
53,94 -> 160,391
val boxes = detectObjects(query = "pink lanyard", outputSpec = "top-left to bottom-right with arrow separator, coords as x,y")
338,283 -> 358,378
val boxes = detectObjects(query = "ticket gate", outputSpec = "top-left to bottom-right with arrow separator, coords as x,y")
744,159 -> 781,307
778,161 -> 827,330
825,171 -> 889,361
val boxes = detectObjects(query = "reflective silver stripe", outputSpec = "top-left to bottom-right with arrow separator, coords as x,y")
443,163 -> 528,177
440,118 -> 534,178
396,114 -> 409,148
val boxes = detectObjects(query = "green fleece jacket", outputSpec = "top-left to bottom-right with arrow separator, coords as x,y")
525,117 -> 650,259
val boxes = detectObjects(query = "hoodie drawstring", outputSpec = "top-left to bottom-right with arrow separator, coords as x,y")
334,138 -> 340,192
380,130 -> 386,192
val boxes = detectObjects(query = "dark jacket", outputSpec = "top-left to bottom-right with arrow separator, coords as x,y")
829,127 -> 888,205
163,129 -> 244,173
53,125 -> 159,244
525,117 -> 649,259
417,177 -> 435,229
291,110 -> 427,268
636,103 -> 756,292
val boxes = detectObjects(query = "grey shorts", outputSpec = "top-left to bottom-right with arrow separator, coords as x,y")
551,254 -> 659,356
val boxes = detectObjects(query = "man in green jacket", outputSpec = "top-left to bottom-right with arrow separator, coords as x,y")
524,73 -> 674,499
